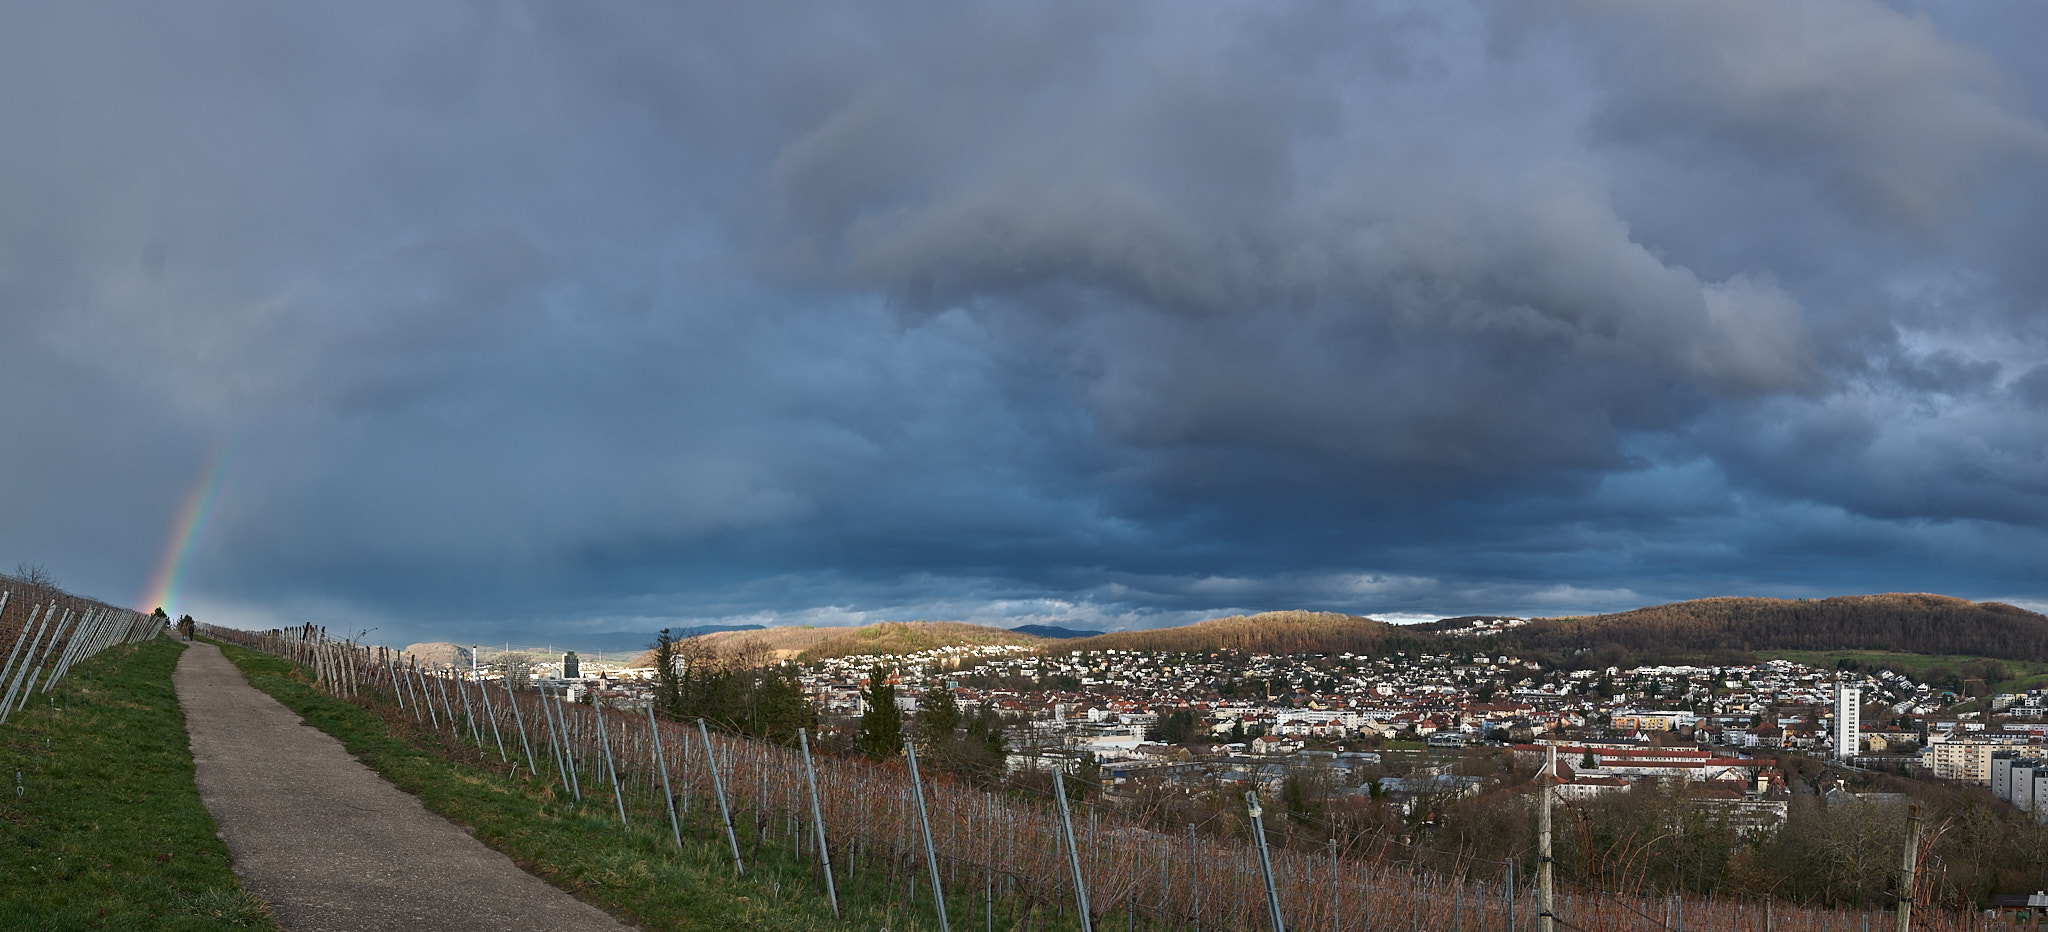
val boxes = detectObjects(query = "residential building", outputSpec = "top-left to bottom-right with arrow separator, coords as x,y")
1834,681 -> 1859,761
1926,735 -> 2048,784
1992,754 -> 2043,815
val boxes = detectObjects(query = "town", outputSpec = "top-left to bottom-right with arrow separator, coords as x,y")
506,641 -> 2048,829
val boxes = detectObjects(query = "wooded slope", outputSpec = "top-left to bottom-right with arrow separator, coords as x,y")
1502,594 -> 2048,662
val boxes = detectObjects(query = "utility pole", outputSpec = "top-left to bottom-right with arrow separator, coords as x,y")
1538,744 -> 1557,932
1895,803 -> 1921,932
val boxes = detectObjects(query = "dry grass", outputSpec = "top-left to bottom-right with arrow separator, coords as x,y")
628,621 -> 1047,667
1064,610 -> 1406,655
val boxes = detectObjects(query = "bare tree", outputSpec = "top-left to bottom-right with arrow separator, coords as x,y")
12,561 -> 58,590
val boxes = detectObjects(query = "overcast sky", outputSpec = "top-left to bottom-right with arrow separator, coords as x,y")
6,1 -> 2048,646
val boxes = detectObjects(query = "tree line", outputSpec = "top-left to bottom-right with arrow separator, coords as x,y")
647,630 -> 815,743
853,664 -> 1009,787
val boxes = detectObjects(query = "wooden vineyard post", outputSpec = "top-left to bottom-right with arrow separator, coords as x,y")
434,667 -> 458,735
1247,790 -> 1286,932
699,719 -> 745,875
505,678 -> 537,775
1896,803 -> 1921,932
1053,764 -> 1094,932
554,687 -> 582,800
544,685 -> 576,799
649,704 -> 683,850
457,667 -> 483,746
799,728 -> 839,916
384,653 -> 406,712
1506,857 -> 1516,932
906,739 -> 951,932
475,672 -> 507,762
0,601 -> 39,706
1539,746 -> 1556,932
413,662 -> 438,728
594,700 -> 626,826
1330,837 -> 1342,932
0,609 -> 55,725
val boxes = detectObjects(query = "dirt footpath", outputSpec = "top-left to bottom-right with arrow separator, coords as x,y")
175,641 -> 636,932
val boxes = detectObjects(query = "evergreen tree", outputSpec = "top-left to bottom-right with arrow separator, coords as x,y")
1150,708 -> 1198,744
916,680 -> 963,762
752,665 -> 815,745
857,665 -> 902,759
1065,752 -> 1100,801
1279,766 -> 1330,826
682,661 -> 744,732
960,709 -> 1009,786
650,629 -> 682,717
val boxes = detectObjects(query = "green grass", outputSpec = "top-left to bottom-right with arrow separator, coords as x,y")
211,640 -> 1083,931
1762,650 -> 2048,692
0,638 -> 278,931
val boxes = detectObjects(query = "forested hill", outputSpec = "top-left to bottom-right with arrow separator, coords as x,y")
1062,611 -> 1421,655
1499,594 -> 2048,662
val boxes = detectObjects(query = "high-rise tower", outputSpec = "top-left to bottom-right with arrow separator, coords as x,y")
1834,680 -> 1860,760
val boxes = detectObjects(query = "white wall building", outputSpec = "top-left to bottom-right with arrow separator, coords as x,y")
1834,682 -> 1860,761
1993,754 -> 2044,817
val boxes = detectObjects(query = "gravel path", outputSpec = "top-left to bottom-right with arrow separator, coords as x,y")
175,641 -> 636,932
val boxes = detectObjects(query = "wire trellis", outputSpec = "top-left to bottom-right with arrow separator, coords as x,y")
199,623 -> 2019,932
0,587 -> 163,726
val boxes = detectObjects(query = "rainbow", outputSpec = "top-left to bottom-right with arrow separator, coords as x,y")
140,450 -> 231,616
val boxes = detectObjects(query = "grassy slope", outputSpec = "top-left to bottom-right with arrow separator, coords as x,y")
212,640 -> 970,931
629,620 -> 1047,667
0,638 -> 275,931
797,621 -> 1045,661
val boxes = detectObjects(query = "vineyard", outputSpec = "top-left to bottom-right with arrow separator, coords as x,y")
0,582 -> 162,724
201,622 -> 2027,932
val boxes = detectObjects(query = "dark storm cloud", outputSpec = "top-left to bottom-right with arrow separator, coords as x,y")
1563,0 -> 2048,228
3,0 -> 2047,643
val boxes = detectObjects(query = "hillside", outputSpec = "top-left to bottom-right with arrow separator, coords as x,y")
1062,610 -> 1417,655
632,620 -> 1048,666
400,642 -> 475,669
1499,594 -> 2048,663
1009,624 -> 1105,639
796,621 -> 1047,661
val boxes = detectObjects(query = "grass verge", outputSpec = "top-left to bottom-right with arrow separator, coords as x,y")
0,638 -> 277,931
211,640 -> 1004,931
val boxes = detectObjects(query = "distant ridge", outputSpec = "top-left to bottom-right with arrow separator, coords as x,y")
1061,610 -> 1417,655
632,620 -> 1045,667
672,623 -> 767,640
1008,624 -> 1105,640
797,621 -> 1046,661
1499,593 -> 2048,662
609,592 -> 2048,669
